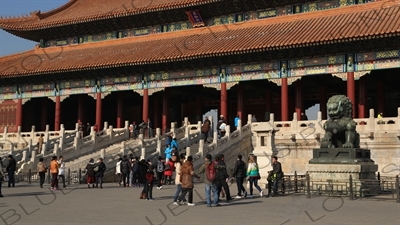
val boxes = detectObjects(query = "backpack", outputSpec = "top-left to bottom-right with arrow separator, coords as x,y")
157,161 -> 165,172
93,164 -> 99,172
205,162 -> 216,182
164,162 -> 171,171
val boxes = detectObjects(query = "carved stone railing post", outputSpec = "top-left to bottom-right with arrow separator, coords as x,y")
171,122 -> 176,137
75,123 -> 79,131
124,120 -> 129,139
53,144 -> 58,157
104,122 -> 108,131
186,147 -> 191,157
45,124 -> 50,151
368,108 -> 375,133
30,125 -> 35,143
213,131 -> 218,144
248,114 -> 252,125
22,150 -> 27,163
120,141 -> 126,156
108,125 -> 113,141
291,112 -> 298,138
28,139 -> 33,157
139,134 -> 144,149
101,149 -> 105,159
237,120 -> 242,137
73,136 -> 79,154
17,126 -> 21,143
185,126 -> 190,147
91,127 -> 96,143
59,126 -> 65,151
141,148 -> 145,160
197,121 -> 201,133
60,124 -> 64,138
31,150 -> 37,165
156,128 -> 161,155
10,143 -> 14,156
270,113 -> 275,125
184,117 -> 189,126
315,111 -> 322,139
198,139 -> 204,159
225,125 -> 231,142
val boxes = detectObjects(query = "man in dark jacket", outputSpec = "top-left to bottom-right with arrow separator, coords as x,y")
201,117 -> 211,143
232,154 -> 247,198
216,154 -> 232,201
120,155 -> 131,187
267,156 -> 283,197
95,158 -> 106,189
6,155 -> 16,187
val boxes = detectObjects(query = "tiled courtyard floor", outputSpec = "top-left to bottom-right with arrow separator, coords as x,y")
0,182 -> 399,225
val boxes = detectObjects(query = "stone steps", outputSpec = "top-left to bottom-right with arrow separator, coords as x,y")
66,139 -> 139,172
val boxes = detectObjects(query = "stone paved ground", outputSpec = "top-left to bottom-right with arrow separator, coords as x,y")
0,182 -> 399,225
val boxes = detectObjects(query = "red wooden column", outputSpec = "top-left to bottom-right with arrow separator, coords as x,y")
78,95 -> 84,124
220,83 -> 228,120
347,72 -> 356,118
41,99 -> 48,130
162,88 -> 169,133
319,86 -> 327,119
16,98 -> 23,128
281,78 -> 289,121
153,97 -> 160,129
96,93 -> 102,130
377,81 -> 385,115
54,96 -> 61,131
116,92 -> 123,128
358,77 -> 366,118
142,89 -> 149,122
266,89 -> 273,113
237,83 -> 244,120
295,81 -> 303,120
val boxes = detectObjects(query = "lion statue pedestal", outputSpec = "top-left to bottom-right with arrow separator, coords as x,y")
306,95 -> 378,196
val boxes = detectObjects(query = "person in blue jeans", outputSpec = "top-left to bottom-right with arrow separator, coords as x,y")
246,155 -> 263,198
196,154 -> 220,207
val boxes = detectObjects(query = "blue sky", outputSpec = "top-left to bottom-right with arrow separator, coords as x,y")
0,0 -> 68,56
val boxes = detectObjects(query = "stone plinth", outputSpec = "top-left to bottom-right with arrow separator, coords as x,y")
309,148 -> 374,164
307,163 -> 378,180
308,148 -> 378,180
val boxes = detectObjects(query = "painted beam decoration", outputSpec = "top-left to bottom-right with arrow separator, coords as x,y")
59,79 -> 96,96
356,50 -> 400,71
21,83 -> 55,99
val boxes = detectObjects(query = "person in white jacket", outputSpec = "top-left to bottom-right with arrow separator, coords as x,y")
116,158 -> 122,186
57,156 -> 66,189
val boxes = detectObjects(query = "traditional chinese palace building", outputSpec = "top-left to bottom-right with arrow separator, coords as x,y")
0,0 -> 399,132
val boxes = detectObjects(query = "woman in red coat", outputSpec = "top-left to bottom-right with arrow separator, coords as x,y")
163,159 -> 175,185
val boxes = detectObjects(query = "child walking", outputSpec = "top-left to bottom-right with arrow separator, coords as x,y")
146,165 -> 155,201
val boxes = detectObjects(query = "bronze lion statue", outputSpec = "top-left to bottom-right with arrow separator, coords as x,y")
321,95 -> 360,148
